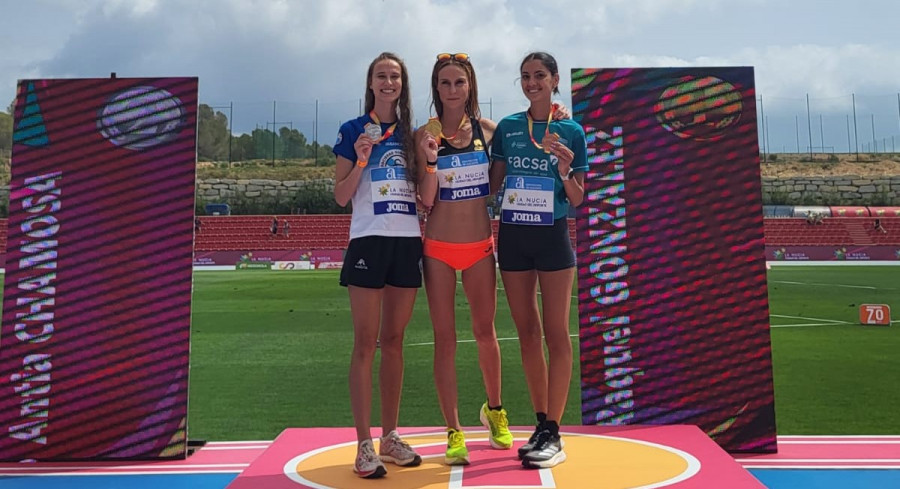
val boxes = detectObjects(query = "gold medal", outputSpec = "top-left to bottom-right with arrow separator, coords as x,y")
364,122 -> 382,141
423,118 -> 442,139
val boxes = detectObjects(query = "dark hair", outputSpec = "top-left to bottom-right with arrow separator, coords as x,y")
521,51 -> 560,95
364,52 -> 416,181
430,55 -> 481,119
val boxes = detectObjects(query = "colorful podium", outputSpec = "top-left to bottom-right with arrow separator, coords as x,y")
226,425 -> 765,488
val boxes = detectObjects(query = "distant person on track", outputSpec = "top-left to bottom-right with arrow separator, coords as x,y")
874,218 -> 887,234
332,52 -> 423,479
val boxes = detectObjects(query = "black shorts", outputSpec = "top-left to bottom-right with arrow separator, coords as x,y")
497,217 -> 575,272
340,236 -> 423,288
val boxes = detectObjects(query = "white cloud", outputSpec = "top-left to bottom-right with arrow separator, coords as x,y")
1,0 -> 897,151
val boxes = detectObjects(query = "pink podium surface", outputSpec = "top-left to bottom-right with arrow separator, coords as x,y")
226,425 -> 764,488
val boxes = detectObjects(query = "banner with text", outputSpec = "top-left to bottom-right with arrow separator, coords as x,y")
573,67 -> 776,452
0,77 -> 198,460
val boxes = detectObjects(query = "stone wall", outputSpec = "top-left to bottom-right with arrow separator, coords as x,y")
760,176 -> 900,205
196,177 -> 900,206
2,176 -> 899,208
196,178 -> 334,199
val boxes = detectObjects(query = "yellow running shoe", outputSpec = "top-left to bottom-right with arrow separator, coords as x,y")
445,428 -> 470,465
480,402 -> 514,449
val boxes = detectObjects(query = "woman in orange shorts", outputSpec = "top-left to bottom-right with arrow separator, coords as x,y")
415,52 -> 512,465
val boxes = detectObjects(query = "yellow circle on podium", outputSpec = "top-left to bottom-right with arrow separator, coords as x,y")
283,430 -> 699,489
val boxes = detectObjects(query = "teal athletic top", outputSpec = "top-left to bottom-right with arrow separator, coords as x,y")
491,112 -> 588,221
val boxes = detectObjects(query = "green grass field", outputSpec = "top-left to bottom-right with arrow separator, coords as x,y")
184,266 -> 900,441
187,270 -> 584,440
766,266 -> 900,434
3,266 -> 897,441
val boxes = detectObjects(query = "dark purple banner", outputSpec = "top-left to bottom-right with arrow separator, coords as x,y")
573,68 -> 776,452
0,78 -> 198,460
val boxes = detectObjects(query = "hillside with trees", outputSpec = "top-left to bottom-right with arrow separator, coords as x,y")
197,104 -> 335,168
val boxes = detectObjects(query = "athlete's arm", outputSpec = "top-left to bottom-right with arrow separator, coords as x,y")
479,118 -> 497,146
490,158 -> 506,197
334,134 -> 373,207
416,127 -> 439,209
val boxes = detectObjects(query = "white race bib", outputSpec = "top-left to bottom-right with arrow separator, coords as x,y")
437,150 -> 490,201
501,175 -> 554,225
370,166 -> 416,215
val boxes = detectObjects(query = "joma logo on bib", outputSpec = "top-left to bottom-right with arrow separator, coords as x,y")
451,188 -> 482,199
387,202 -> 410,213
511,212 -> 542,223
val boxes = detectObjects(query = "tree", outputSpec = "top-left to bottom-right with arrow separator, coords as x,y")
0,111 -> 12,154
233,133 -> 255,161
313,143 -> 336,166
7,98 -> 14,114
251,128 -> 283,161
280,127 -> 307,158
197,104 -> 229,161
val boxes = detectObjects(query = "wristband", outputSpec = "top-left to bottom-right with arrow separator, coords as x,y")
356,159 -> 368,168
425,165 -> 437,174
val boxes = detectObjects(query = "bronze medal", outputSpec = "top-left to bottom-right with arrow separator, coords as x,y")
542,132 -> 560,153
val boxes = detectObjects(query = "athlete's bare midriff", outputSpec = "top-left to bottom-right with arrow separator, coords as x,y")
424,197 -> 492,243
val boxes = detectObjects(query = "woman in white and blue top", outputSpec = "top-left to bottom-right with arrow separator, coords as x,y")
489,51 -> 587,470
332,52 -> 423,479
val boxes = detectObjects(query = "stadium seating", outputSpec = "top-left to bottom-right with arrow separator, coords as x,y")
0,216 -> 895,254
192,215 -> 576,251
194,215 -> 352,251
763,217 -> 900,246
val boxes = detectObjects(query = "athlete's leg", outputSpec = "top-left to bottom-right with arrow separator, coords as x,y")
501,269 -> 547,415
462,254 -> 501,406
424,256 -> 462,430
536,267 -> 575,424
378,284 -> 418,434
348,285 -> 383,443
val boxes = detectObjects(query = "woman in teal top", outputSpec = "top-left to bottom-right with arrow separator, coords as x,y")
489,51 -> 587,470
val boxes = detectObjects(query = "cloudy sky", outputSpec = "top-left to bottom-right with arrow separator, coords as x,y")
2,0 -> 899,153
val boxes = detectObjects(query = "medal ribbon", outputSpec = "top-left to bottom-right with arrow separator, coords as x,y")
526,104 -> 556,150
369,110 -> 398,143
440,116 -> 468,141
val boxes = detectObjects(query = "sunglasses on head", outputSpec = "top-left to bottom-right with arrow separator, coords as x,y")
436,53 -> 470,62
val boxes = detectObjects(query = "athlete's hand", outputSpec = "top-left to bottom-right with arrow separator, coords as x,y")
354,134 -> 375,163
420,133 -> 439,163
551,139 -> 575,175
552,102 -> 571,120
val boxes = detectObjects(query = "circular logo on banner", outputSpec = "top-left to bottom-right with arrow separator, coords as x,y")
654,75 -> 743,141
98,85 -> 187,150
282,430 -> 699,489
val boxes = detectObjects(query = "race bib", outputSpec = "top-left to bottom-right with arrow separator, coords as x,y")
371,166 -> 416,215
501,175 -> 554,225
437,150 -> 489,201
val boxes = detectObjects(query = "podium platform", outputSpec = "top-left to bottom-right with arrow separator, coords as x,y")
226,425 -> 764,488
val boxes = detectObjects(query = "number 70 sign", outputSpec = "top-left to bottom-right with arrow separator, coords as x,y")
859,304 -> 892,326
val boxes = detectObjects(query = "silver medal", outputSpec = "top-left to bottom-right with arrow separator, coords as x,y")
365,123 -> 382,141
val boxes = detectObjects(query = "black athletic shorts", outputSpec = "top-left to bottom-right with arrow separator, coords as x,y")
497,217 -> 575,272
340,235 -> 423,288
